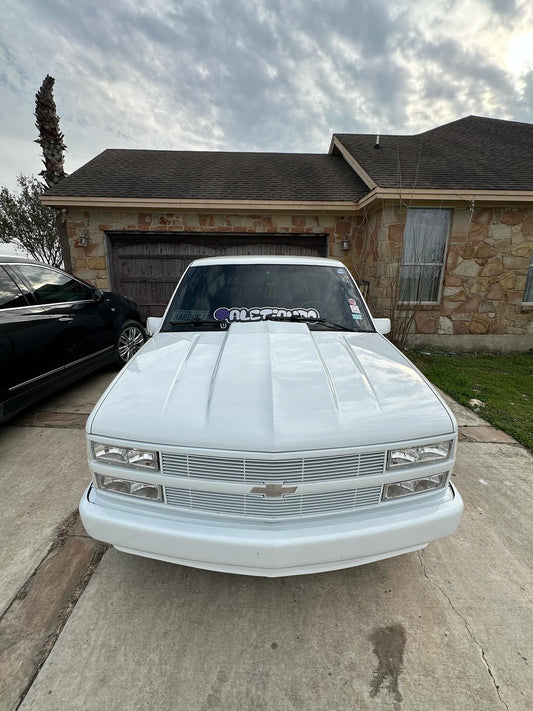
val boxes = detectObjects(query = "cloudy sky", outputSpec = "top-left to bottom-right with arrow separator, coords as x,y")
1,0 -> 532,191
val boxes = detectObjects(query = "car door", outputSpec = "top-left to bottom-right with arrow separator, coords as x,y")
10,264 -> 116,367
0,265 -> 57,418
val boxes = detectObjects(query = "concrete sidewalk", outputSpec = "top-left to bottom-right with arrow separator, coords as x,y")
1,368 -> 532,710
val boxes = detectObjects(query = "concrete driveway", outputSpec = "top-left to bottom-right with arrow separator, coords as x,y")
1,369 -> 531,711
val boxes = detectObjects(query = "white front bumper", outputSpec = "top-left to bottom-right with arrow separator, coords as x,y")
80,483 -> 463,577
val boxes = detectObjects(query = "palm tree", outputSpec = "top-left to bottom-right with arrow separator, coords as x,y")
34,75 -> 71,271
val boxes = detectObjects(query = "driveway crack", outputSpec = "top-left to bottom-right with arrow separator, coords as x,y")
417,550 -> 509,711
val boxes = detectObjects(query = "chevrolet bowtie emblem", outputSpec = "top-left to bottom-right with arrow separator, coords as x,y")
250,483 -> 298,497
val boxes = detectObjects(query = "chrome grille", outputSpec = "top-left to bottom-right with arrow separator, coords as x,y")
161,451 -> 385,483
164,485 -> 382,519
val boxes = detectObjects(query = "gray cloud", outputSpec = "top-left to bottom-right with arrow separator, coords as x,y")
0,0 -> 531,190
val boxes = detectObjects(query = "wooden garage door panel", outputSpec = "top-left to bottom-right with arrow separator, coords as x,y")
109,233 -> 328,320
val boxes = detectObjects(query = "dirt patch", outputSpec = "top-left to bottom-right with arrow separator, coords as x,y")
11,411 -> 88,430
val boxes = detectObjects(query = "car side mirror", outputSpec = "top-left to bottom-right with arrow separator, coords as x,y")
146,316 -> 163,335
374,318 -> 391,335
92,288 -> 104,302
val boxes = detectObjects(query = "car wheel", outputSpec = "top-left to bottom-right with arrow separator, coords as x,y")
116,320 -> 146,365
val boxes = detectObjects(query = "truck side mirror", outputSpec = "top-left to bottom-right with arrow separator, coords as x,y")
374,318 -> 391,335
146,317 -> 163,335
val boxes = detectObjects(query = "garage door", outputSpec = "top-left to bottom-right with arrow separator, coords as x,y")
108,233 -> 329,320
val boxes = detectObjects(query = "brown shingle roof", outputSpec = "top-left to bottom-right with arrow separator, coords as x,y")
333,116 -> 533,191
44,150 -> 369,202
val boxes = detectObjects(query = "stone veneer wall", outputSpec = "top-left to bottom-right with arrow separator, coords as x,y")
66,205 -> 533,349
352,204 -> 533,348
66,209 -> 362,290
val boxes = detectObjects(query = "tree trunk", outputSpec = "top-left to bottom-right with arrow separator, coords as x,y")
55,211 -> 72,272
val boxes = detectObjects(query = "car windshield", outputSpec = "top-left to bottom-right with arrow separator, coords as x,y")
162,263 -> 374,332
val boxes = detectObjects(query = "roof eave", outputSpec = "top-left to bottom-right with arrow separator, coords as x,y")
358,187 -> 533,209
40,188 -> 533,215
40,195 -> 360,213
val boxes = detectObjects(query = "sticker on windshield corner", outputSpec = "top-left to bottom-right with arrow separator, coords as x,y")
352,313 -> 363,320
213,306 -> 320,322
172,310 -> 209,321
337,268 -> 345,274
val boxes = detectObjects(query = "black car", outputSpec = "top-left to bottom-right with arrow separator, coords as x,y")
0,256 -> 146,423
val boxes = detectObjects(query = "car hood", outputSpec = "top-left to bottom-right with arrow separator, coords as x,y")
88,322 -> 455,451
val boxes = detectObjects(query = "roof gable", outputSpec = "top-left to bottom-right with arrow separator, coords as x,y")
332,116 -> 533,191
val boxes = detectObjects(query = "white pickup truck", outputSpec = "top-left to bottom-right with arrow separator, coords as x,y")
80,256 -> 463,576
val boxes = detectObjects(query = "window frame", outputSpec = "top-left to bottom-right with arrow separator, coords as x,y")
522,251 -> 533,305
398,207 -> 453,305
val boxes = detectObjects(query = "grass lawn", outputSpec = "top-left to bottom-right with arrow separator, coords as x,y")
407,350 -> 533,451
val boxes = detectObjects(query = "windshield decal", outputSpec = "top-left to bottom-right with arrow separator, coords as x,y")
172,309 -> 210,321
213,306 -> 320,322
348,298 -> 360,314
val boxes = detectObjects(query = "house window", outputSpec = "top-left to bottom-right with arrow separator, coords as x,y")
399,208 -> 451,302
523,252 -> 533,303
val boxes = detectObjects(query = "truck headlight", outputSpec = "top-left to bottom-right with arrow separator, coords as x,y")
387,441 -> 452,469
383,472 -> 448,500
96,474 -> 162,501
92,443 -> 159,470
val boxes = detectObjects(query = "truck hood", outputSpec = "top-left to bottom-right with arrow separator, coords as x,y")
88,322 -> 455,451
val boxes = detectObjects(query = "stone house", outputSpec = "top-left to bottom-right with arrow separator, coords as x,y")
42,115 -> 533,351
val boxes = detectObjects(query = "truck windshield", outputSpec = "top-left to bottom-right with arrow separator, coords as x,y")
162,263 -> 374,332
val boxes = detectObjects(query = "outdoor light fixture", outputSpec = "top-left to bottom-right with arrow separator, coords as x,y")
78,227 -> 90,247
342,238 -> 350,251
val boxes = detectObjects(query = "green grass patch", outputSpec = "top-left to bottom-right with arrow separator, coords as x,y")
407,350 -> 533,451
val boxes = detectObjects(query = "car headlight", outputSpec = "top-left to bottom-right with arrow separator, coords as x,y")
387,441 -> 452,469
92,442 -> 159,470
383,472 -> 448,500
96,474 -> 162,501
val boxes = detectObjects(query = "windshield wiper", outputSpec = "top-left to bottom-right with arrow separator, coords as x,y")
263,314 -> 358,332
168,316 -> 372,333
168,319 -> 223,326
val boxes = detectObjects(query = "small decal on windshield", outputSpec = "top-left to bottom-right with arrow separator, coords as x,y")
213,306 -> 320,322
172,310 -> 209,321
352,313 -> 363,320
348,298 -> 360,314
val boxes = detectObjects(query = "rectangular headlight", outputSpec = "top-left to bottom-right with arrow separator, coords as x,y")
387,441 -> 452,469
93,443 -> 159,470
383,472 -> 448,501
96,474 -> 162,501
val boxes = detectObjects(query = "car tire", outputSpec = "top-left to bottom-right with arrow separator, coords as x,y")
115,320 -> 146,366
